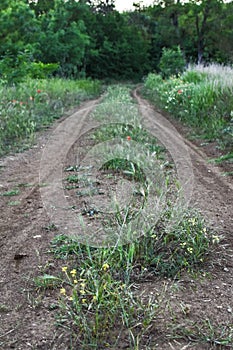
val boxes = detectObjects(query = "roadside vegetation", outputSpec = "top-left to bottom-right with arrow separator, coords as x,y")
0,78 -> 102,156
143,62 -> 233,162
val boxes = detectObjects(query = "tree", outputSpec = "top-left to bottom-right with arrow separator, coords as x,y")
36,0 -> 90,77
146,0 -> 233,65
205,0 -> 233,62
87,0 -> 116,14
179,0 -> 226,63
27,0 -> 55,16
0,0 -> 38,57
159,46 -> 186,78
0,0 -> 39,83
84,11 -> 150,80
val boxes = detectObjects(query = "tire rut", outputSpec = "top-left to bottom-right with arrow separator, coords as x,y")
134,89 -> 233,237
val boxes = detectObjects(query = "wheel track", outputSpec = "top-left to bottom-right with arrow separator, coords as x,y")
134,89 -> 233,236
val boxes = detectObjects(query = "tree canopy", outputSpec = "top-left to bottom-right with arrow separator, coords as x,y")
0,0 -> 232,82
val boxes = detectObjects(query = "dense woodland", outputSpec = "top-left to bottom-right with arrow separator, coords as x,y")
0,0 -> 233,82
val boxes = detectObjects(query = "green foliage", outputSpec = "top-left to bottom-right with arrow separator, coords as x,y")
28,0 -> 55,16
0,50 -> 32,84
92,123 -> 165,156
0,78 -> 102,155
0,188 -> 20,196
1,0 -> 233,81
209,152 -> 233,165
0,51 -> 58,84
37,13 -> 90,78
40,207 -> 215,348
159,46 -> 186,78
143,73 -> 163,90
143,64 -> 233,150
182,70 -> 207,84
85,11 -> 150,81
44,206 -> 216,347
28,62 -> 59,79
53,263 -> 159,348
49,208 -> 214,280
0,0 -> 38,56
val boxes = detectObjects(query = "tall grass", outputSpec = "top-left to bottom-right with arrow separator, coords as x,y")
143,64 -> 233,150
0,78 -> 102,156
34,206 -> 218,349
193,63 -> 233,90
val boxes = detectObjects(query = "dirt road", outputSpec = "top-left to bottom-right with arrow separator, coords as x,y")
0,91 -> 232,349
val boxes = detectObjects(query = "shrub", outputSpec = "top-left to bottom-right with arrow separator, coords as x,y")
159,46 -> 186,79
28,62 -> 59,79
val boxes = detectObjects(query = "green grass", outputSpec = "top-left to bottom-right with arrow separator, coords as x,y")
142,64 -> 233,152
8,200 -> 21,206
171,319 -> 233,347
49,210 -> 216,279
0,188 -> 20,196
37,208 -> 218,348
91,123 -> 165,157
209,152 -> 233,164
0,78 -> 102,156
55,263 -> 159,349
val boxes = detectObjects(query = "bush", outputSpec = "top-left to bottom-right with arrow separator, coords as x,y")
159,46 -> 186,79
0,50 -> 32,84
0,51 -> 59,84
28,62 -> 59,79
182,69 -> 207,84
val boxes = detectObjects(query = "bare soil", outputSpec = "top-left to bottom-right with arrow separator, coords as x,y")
0,91 -> 232,349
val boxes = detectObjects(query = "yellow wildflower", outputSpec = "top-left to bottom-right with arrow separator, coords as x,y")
187,247 -> 193,254
82,298 -> 87,304
69,296 -> 74,301
188,218 -> 196,225
80,289 -> 86,295
102,263 -> 110,271
73,279 -> 78,284
212,235 -> 220,244
62,266 -> 68,272
70,269 -> 77,276
60,288 -> 66,295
